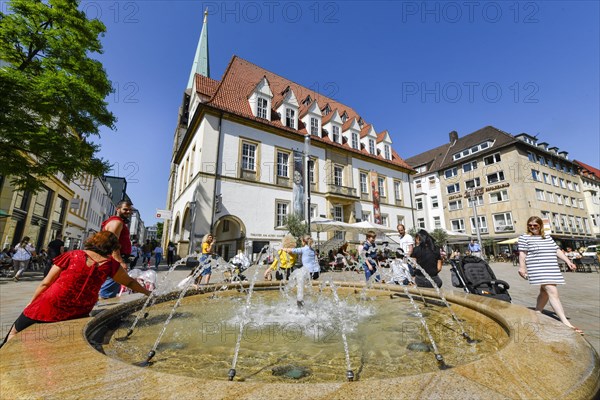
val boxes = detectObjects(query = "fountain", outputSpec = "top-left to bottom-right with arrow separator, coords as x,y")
0,249 -> 598,399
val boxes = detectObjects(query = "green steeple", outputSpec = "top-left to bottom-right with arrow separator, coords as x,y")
187,9 -> 210,89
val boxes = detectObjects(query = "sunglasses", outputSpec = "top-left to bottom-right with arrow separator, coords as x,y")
528,224 -> 540,228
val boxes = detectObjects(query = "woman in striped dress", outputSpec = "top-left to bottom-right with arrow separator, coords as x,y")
518,216 -> 581,334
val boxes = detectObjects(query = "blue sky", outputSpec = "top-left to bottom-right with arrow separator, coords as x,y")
86,1 -> 599,225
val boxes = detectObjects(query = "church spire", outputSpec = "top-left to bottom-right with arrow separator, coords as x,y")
187,9 -> 210,89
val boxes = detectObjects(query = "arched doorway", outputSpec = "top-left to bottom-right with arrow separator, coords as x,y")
179,206 -> 192,255
213,215 -> 246,261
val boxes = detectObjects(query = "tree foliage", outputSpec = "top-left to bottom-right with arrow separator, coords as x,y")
430,228 -> 449,248
284,213 -> 306,243
156,222 -> 163,242
0,0 -> 115,192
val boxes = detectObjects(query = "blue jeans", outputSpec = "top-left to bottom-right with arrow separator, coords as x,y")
364,266 -> 380,282
99,277 -> 121,299
155,254 -> 162,267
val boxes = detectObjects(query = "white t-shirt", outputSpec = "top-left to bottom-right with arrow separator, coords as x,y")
13,243 -> 35,261
397,234 -> 415,256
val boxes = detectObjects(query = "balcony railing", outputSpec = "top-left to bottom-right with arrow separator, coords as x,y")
326,184 -> 357,198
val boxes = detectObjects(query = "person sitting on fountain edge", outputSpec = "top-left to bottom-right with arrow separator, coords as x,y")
362,230 -> 380,282
411,229 -> 443,288
1,231 -> 151,347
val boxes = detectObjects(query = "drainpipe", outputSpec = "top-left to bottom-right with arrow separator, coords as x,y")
408,174 -> 415,228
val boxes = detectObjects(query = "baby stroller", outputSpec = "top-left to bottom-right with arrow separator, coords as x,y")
225,252 -> 250,282
450,255 -> 511,303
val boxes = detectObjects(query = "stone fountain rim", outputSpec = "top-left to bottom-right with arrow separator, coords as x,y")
1,281 -> 598,400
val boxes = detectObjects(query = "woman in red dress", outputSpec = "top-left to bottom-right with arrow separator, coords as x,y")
1,231 -> 151,346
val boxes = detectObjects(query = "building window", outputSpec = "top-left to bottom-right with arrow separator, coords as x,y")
546,192 -> 554,203
535,189 -> 545,201
567,181 -> 573,191
578,199 -> 584,209
381,215 -> 388,227
444,167 -> 458,179
467,195 -> 483,207
447,183 -> 460,194
368,139 -> 375,154
487,171 -> 505,184
285,108 -> 295,129
551,176 -> 558,186
484,153 -> 501,165
451,219 -> 465,233
536,154 -> 546,166
242,142 -> 256,171
417,218 -> 425,228
384,145 -> 391,160
431,195 -> 439,208
556,194 -> 563,205
543,173 -> 549,184
257,97 -> 268,119
362,211 -> 371,222
394,181 -> 402,201
360,173 -> 368,193
573,182 -> 580,192
351,132 -> 359,149
470,216 -> 488,234
489,190 -> 509,203
222,220 -> 230,232
275,201 -> 288,227
310,117 -> 319,136
493,213 -> 514,232
334,165 -> 343,186
465,178 -> 481,189
564,195 -> 570,206
448,199 -> 462,210
310,204 -> 318,218
415,179 -> 422,191
531,169 -> 541,182
452,140 -> 494,160
433,216 -> 441,229
308,160 -> 315,184
332,125 -> 340,143
378,177 -> 386,197
428,176 -> 436,189
415,198 -> 424,210
277,151 -> 289,177
559,178 -> 566,188
463,161 -> 478,173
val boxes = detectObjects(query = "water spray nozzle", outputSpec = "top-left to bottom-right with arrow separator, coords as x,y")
346,370 -> 354,382
228,368 -> 236,381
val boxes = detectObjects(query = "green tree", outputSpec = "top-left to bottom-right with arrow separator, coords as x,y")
156,222 -> 163,242
284,213 -> 305,244
0,0 -> 115,192
430,228 -> 449,248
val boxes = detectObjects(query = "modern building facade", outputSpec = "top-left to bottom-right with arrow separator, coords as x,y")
406,126 -> 596,254
574,161 -> 600,239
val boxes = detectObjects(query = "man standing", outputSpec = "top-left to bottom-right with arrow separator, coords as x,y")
468,239 -> 482,258
99,200 -> 133,299
44,230 -> 65,277
396,224 -> 415,276
396,224 -> 414,257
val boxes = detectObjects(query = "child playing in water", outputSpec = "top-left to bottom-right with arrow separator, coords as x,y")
264,234 -> 297,281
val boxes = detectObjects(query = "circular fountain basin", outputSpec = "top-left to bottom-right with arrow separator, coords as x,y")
102,287 -> 507,382
1,282 -> 598,399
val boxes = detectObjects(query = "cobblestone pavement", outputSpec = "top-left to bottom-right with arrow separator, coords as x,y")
1,261 -> 598,354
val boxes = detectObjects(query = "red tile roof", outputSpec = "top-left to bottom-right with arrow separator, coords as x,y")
193,55 -> 413,172
574,160 -> 600,180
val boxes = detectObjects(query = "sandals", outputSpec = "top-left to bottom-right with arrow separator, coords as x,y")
571,326 -> 584,336
518,270 -> 529,280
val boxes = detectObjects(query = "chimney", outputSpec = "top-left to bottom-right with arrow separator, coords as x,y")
449,130 -> 458,143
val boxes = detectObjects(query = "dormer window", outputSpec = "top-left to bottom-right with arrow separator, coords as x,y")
285,108 -> 296,129
332,126 -> 340,143
341,111 -> 348,123
351,132 -> 359,149
384,144 -> 391,160
302,95 -> 312,106
369,139 -> 375,154
310,117 -> 319,135
358,117 -> 364,128
322,104 -> 331,115
257,97 -> 268,119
